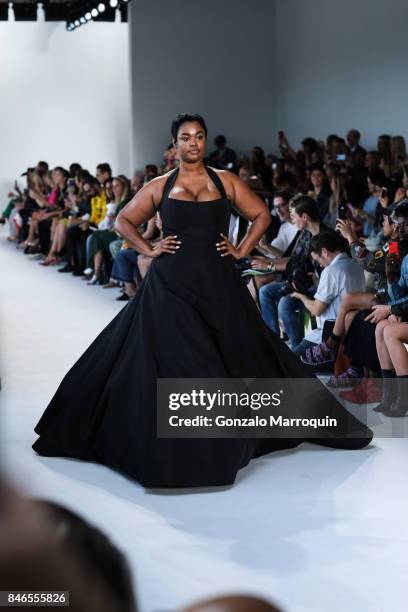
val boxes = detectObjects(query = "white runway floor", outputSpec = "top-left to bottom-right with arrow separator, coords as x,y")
1,225 -> 408,612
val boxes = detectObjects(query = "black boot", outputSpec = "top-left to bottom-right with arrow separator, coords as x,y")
385,377 -> 408,417
373,370 -> 397,413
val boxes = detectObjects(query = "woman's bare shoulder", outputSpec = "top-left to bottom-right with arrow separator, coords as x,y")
145,171 -> 174,203
206,166 -> 239,196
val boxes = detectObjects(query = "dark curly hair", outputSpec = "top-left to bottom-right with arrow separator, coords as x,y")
171,113 -> 208,140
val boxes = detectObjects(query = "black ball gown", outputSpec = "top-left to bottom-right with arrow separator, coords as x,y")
32,166 -> 373,488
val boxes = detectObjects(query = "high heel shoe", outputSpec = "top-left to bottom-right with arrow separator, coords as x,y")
87,274 -> 101,285
40,256 -> 58,266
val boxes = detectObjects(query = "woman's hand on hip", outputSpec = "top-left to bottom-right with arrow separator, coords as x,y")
216,233 -> 242,260
150,235 -> 181,258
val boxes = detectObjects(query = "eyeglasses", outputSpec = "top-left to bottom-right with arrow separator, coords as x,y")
274,203 -> 288,210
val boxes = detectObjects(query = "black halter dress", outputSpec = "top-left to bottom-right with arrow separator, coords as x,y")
32,166 -> 372,488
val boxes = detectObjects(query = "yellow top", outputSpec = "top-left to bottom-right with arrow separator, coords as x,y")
89,192 -> 107,226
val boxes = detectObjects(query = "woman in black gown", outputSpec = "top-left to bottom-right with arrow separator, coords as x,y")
33,114 -> 373,488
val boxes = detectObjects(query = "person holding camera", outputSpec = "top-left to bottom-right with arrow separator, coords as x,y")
258,195 -> 330,349
291,232 -> 365,363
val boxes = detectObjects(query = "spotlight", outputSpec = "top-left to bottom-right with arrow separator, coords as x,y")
93,3 -> 115,21
85,11 -> 92,20
74,19 -> 80,26
91,7 -> 98,17
109,0 -> 118,7
80,16 -> 86,23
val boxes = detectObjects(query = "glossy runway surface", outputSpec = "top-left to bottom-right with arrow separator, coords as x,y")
1,227 -> 407,612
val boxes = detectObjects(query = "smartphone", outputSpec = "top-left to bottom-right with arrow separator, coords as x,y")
388,241 -> 399,257
336,154 -> 346,161
380,187 -> 388,199
338,203 -> 348,220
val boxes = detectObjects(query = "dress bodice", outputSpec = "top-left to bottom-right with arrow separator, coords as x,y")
158,166 -> 232,248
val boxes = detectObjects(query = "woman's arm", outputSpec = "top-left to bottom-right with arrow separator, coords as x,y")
227,173 -> 272,259
114,176 -> 179,257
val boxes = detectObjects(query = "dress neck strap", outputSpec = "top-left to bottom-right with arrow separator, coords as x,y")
160,164 -> 228,205
204,165 -> 227,200
161,167 -> 180,202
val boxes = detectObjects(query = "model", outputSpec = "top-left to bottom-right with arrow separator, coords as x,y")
32,114 -> 372,488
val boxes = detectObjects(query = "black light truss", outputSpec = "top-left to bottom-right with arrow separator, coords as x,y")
0,0 -> 130,26
0,2 -> 8,20
13,1 -> 38,20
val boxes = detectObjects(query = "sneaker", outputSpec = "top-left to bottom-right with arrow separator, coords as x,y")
327,367 -> 362,389
339,378 -> 382,404
301,341 -> 337,366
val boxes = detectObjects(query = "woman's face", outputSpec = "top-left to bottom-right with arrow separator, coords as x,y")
105,180 -> 114,200
112,179 -> 124,199
383,215 -> 395,238
311,170 -> 324,188
378,137 -> 389,153
174,122 -> 206,163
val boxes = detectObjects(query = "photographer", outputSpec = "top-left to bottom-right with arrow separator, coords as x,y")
258,195 -> 330,349
292,232 -> 365,364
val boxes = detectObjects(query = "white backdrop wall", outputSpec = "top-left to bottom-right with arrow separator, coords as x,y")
128,0 -> 278,170
275,0 -> 408,151
0,15 -> 131,199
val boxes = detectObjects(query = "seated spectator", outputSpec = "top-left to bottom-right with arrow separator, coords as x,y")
346,129 -> 367,164
300,211 -> 397,372
250,146 -> 273,192
374,317 -> 408,417
324,174 -> 353,229
353,169 -> 387,240
255,189 -> 299,259
258,196 -> 328,349
41,184 -> 83,266
111,215 -> 159,301
85,176 -> 131,285
308,164 -> 331,221
58,176 -> 103,275
96,162 -> 112,187
293,231 -> 365,362
161,143 -> 178,173
207,134 -> 237,172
